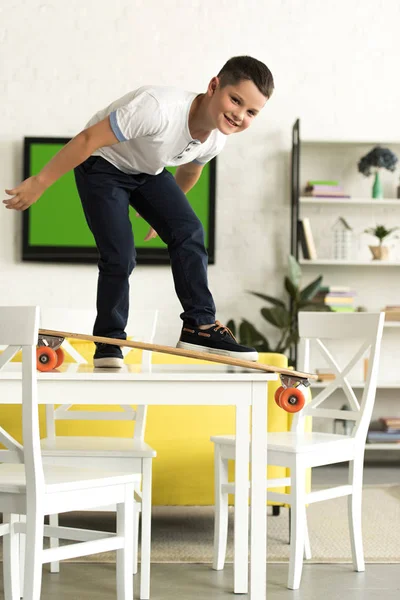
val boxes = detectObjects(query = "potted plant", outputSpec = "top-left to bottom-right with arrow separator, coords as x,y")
364,224 -> 399,260
358,146 -> 398,199
227,255 -> 331,366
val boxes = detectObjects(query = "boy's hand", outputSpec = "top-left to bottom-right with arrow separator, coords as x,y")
135,211 -> 158,242
144,227 -> 158,241
3,176 -> 45,211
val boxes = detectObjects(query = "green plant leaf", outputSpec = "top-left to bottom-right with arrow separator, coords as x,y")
299,275 -> 323,302
288,255 -> 301,287
239,319 -> 270,351
247,291 -> 286,308
284,276 -> 299,300
261,306 -> 291,328
226,319 -> 236,337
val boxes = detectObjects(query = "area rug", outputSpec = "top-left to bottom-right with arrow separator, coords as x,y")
2,485 -> 400,563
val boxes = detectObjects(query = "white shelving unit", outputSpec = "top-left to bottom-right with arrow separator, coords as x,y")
291,124 -> 400,452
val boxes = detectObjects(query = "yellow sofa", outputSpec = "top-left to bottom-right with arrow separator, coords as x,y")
1,346 -> 310,505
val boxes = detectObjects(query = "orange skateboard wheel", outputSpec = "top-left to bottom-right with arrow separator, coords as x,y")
36,347 -> 58,372
55,348 -> 65,368
278,387 -> 305,413
274,386 -> 285,407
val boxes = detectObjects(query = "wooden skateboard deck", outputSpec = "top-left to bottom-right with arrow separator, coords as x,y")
38,328 -> 317,381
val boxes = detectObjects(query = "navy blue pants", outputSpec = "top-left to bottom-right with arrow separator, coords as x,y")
74,156 -> 216,339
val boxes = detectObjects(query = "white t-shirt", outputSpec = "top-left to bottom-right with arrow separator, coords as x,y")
85,86 -> 227,175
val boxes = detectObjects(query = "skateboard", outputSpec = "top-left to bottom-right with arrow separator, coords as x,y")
37,328 -> 317,413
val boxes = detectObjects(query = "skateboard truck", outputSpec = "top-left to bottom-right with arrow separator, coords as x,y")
275,374 -> 310,413
37,334 -> 66,371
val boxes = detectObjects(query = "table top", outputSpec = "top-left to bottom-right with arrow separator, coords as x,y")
0,362 -> 278,382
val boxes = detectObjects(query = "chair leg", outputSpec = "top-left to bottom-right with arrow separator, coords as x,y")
23,508 -> 44,600
348,457 -> 365,572
19,514 -> 26,596
3,514 -> 20,600
139,458 -> 152,600
212,446 -> 229,571
132,486 -> 140,576
288,461 -> 307,590
304,510 -> 312,560
290,507 -> 312,558
116,484 -> 134,600
49,513 -> 60,573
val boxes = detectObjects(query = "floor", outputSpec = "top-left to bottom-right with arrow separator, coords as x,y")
312,461 -> 400,486
1,563 -> 399,599
1,464 -> 399,599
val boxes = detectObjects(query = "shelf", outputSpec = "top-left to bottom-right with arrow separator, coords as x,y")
300,197 -> 400,206
311,381 -> 400,389
384,321 -> 400,327
365,443 -> 400,450
299,259 -> 400,266
301,138 -> 400,146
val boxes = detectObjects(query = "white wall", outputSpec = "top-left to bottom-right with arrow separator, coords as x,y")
1,0 -> 400,351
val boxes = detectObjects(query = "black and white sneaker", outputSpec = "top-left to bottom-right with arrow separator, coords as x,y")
93,343 -> 124,368
177,321 -> 258,361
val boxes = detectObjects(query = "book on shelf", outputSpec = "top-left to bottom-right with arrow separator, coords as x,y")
299,218 -> 317,259
304,182 -> 351,199
367,431 -> 400,443
319,286 -> 352,293
307,180 -> 339,186
324,297 -> 355,305
297,220 -> 310,259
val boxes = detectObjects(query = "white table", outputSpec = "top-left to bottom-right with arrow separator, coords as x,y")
0,362 -> 277,600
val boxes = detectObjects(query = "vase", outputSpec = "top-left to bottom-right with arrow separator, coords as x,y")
372,171 -> 383,199
369,245 -> 389,260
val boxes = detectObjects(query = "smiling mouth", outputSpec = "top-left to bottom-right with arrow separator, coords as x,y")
224,114 -> 239,127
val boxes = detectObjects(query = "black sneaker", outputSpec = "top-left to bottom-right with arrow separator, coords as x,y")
177,321 -> 258,361
93,343 -> 124,368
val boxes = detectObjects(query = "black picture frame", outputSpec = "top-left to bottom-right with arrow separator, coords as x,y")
22,137 -> 216,265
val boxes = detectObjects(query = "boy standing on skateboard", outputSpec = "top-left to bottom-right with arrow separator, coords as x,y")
4,56 -> 274,367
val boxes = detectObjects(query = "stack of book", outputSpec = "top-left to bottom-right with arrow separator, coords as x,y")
312,286 -> 356,312
304,180 -> 351,199
367,417 -> 400,444
384,306 -> 400,321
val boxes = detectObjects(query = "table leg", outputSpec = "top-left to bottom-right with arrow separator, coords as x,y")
234,400 -> 250,593
250,381 -> 268,600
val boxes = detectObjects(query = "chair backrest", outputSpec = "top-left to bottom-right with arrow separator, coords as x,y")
41,308 -> 158,441
293,312 -> 385,444
0,306 -> 44,495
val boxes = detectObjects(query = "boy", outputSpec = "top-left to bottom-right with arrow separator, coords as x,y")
4,56 -> 274,367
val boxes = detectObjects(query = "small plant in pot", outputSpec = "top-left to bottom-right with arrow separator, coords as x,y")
364,224 -> 399,260
358,146 -> 398,199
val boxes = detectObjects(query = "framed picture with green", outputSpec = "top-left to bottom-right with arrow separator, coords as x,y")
22,137 -> 216,264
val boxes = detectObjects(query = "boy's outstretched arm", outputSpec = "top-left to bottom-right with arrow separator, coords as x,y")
3,118 -> 119,211
175,162 -> 204,194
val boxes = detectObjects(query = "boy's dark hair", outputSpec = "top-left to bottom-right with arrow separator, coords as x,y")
218,56 -> 274,99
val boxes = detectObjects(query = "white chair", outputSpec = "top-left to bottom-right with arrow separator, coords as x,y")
211,311 -> 384,590
37,308 -> 158,600
0,305 -> 140,600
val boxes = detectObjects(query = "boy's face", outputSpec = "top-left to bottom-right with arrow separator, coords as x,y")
207,77 -> 268,135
